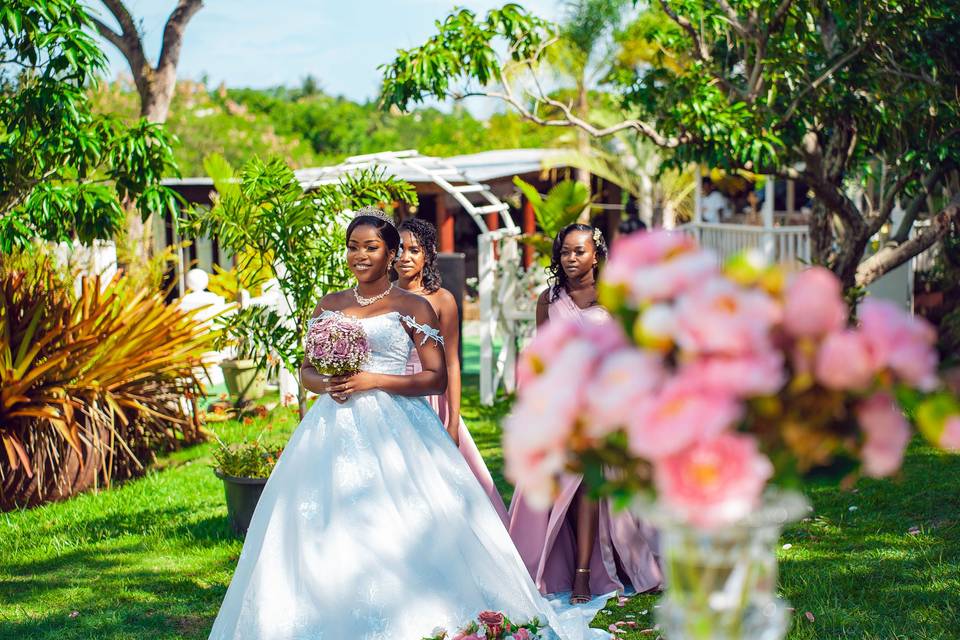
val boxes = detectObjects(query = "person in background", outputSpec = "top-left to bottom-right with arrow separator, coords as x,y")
699,178 -> 731,222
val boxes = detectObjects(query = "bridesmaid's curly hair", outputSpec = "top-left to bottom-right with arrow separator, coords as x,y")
548,223 -> 607,302
398,217 -> 443,293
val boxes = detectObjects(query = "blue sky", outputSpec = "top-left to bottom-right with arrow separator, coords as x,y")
94,1 -> 562,103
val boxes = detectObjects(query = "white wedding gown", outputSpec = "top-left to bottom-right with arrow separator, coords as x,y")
209,311 -> 599,640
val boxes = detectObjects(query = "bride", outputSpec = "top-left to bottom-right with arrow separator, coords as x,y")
208,207 -> 596,640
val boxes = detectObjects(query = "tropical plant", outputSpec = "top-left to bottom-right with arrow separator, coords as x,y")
0,258 -> 213,510
1,0 -> 181,251
513,177 -> 592,263
381,1 -> 960,290
179,154 -> 417,417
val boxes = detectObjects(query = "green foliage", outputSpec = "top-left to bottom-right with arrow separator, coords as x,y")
0,0 -> 181,251
513,176 -> 590,238
381,4 -> 555,112
89,81 -> 320,177
179,155 -> 417,411
381,1 -> 960,285
210,435 -> 282,479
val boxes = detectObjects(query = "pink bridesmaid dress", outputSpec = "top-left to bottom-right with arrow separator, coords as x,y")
405,351 -> 511,527
508,288 -> 664,596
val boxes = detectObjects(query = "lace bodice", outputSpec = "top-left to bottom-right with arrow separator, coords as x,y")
314,310 -> 441,376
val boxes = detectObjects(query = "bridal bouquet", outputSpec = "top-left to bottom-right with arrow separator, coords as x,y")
504,230 -> 960,528
422,611 -> 544,640
304,313 -> 370,376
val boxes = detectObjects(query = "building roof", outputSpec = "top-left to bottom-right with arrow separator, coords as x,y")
161,148 -> 566,190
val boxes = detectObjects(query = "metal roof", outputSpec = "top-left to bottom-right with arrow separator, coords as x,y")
161,148 -> 565,190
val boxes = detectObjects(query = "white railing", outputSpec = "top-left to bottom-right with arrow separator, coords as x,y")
679,222 -> 811,265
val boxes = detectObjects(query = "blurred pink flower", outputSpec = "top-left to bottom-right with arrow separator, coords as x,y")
516,318 -> 579,387
678,351 -> 786,398
674,278 -> 781,356
503,360 -> 586,508
604,231 -> 717,304
938,415 -> 960,452
783,267 -> 848,338
815,330 -> 876,391
585,348 -> 666,439
627,378 -> 743,460
856,393 -> 910,478
655,433 -> 773,528
513,629 -> 532,640
516,317 -> 627,388
859,298 -> 939,390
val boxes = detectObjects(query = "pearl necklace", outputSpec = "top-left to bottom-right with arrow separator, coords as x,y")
353,283 -> 393,306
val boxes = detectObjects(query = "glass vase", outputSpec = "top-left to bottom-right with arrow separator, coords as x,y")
639,490 -> 809,640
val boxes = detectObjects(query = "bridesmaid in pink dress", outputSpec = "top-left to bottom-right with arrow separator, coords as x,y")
395,217 -> 510,526
509,224 -> 663,603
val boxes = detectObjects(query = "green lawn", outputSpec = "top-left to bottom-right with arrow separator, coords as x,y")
1,378 -> 958,639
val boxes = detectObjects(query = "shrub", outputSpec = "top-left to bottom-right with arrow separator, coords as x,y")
0,258 -> 215,510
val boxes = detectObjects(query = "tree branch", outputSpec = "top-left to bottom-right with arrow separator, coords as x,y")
771,0 -> 796,28
779,43 -> 866,125
856,193 -> 960,286
715,0 -> 752,37
157,0 -> 204,72
892,166 -> 948,242
462,82 -> 684,147
88,16 -> 126,56
658,0 -> 711,61
867,169 -> 920,236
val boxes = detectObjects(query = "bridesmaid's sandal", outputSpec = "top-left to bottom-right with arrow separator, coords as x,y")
570,568 -> 592,605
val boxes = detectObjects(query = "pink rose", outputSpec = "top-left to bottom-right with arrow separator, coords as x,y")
859,298 -> 939,390
941,416 -> 960,451
856,393 -> 911,477
517,318 -> 579,386
655,432 -> 773,528
503,360 -> 585,508
627,378 -> 743,460
584,348 -> 665,439
516,317 -> 627,388
815,330 -> 876,391
782,267 -> 848,337
513,629 -> 532,640
477,611 -> 505,636
678,350 -> 785,398
603,231 -> 717,304
674,278 -> 781,356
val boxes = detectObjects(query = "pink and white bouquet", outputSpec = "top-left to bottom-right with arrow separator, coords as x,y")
421,611 -> 544,640
504,231 -> 960,529
304,313 -> 370,376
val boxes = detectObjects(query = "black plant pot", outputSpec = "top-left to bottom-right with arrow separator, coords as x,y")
215,469 -> 268,536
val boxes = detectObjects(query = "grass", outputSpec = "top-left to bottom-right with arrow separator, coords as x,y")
1,378 -> 958,639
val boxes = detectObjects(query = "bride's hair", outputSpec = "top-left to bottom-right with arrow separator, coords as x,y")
397,218 -> 442,293
346,211 -> 401,256
548,223 -> 607,302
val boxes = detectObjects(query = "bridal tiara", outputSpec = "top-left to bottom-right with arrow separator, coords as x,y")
352,206 -> 396,228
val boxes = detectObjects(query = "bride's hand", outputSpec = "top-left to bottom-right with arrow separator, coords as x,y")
328,371 -> 377,402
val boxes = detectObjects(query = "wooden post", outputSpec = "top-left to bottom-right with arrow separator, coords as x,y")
786,180 -> 796,216
486,211 -> 500,259
437,195 -> 455,253
522,197 -> 536,268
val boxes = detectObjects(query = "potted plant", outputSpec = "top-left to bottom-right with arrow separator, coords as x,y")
211,436 -> 283,536
215,305 -> 281,406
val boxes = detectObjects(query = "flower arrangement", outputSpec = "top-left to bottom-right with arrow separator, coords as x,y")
304,312 -> 370,375
422,611 -> 544,640
503,231 -> 960,529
